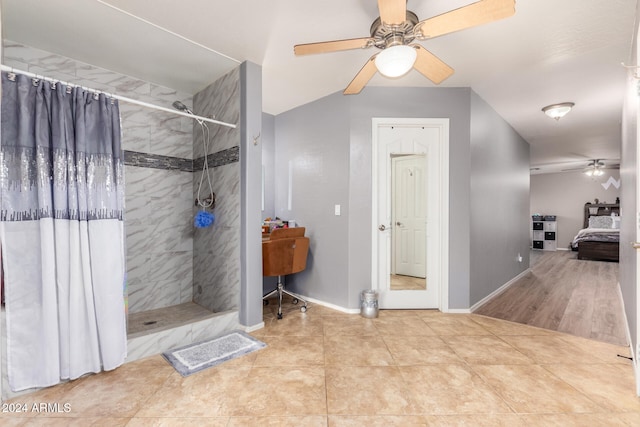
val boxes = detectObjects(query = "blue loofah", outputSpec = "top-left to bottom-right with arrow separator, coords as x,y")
194,210 -> 215,228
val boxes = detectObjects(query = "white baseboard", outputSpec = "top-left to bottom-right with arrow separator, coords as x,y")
445,308 -> 471,314
307,296 -> 361,314
469,268 -> 531,313
616,282 -> 640,396
244,321 -> 265,333
299,295 -> 361,314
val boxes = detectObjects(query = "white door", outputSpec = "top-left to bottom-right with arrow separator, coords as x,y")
392,155 -> 426,278
372,118 -> 449,309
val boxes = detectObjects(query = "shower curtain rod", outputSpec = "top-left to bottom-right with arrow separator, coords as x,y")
0,64 -> 237,129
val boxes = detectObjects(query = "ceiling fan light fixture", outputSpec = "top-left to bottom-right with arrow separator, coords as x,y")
584,160 -> 605,176
542,102 -> 575,121
375,45 -> 417,78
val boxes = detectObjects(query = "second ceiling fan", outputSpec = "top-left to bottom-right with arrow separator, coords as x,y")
294,0 -> 516,94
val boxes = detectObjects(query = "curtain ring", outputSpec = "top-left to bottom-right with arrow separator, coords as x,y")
7,72 -> 16,82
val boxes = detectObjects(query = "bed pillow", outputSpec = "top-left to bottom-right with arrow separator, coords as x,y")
588,215 -> 613,229
612,216 -> 621,229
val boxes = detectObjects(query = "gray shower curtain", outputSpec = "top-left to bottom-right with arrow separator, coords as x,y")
0,72 -> 127,391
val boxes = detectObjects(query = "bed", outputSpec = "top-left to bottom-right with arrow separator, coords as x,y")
570,203 -> 620,262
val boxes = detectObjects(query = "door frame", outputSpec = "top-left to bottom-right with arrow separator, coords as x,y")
371,118 -> 450,311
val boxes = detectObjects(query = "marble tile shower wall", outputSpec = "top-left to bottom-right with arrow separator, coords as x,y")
192,68 -> 241,313
2,41 -> 195,313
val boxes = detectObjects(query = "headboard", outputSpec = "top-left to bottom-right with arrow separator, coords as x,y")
583,202 -> 620,228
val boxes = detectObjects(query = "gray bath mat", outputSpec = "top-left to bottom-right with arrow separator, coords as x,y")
162,330 -> 266,376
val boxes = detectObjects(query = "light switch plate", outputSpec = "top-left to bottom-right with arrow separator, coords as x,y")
335,204 -> 341,216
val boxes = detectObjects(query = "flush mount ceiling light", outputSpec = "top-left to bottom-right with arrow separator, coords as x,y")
542,102 -> 575,121
374,45 -> 417,78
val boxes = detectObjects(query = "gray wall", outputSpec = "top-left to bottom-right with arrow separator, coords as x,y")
620,4 -> 639,374
348,87 -> 472,309
262,113 -> 276,219
469,91 -> 530,306
531,171 -> 621,248
272,86 -> 528,310
239,62 -> 264,328
274,92 -> 352,306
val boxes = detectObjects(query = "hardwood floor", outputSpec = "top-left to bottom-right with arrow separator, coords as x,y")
474,250 -> 628,346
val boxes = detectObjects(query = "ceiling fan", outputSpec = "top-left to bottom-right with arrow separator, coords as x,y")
561,159 -> 620,176
293,0 -> 516,94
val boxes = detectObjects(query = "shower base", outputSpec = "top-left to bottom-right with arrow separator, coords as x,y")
126,302 -> 240,364
127,301 -> 215,337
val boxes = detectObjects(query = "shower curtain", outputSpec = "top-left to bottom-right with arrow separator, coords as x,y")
0,72 -> 127,391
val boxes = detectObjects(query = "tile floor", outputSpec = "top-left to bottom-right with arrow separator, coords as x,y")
1,298 -> 639,426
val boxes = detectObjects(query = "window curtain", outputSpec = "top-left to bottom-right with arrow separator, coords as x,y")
0,72 -> 127,392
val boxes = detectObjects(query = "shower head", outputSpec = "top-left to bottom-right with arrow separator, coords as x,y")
172,100 -> 194,115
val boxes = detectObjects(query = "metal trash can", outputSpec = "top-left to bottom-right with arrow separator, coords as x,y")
360,289 -> 379,318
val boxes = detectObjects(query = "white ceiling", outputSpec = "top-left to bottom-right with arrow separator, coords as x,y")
2,0 -> 637,173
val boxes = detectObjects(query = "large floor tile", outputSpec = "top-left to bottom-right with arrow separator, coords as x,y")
422,414 -> 526,426
253,335 -> 324,367
420,314 -> 492,336
500,335 -> 612,364
542,363 -> 640,412
225,367 -> 327,416
326,366 -> 416,415
472,364 -> 603,414
328,415 -> 428,426
398,364 -> 512,415
20,418 -> 130,426
126,418 -> 228,426
556,332 -> 632,364
322,316 -> 378,336
255,312 -> 324,337
519,412 -> 640,427
18,356 -> 173,419
371,316 -> 436,336
441,335 -> 534,365
227,416 -> 327,426
324,334 -> 394,366
382,335 -> 463,365
134,366 -> 253,417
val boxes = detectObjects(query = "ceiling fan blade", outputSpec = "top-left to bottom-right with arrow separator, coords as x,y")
344,56 -> 378,95
412,45 -> 454,84
377,0 -> 407,26
414,0 -> 515,40
294,37 -> 374,56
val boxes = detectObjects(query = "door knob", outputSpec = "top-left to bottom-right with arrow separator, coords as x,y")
378,224 -> 386,231
632,242 -> 640,249
396,221 -> 402,226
